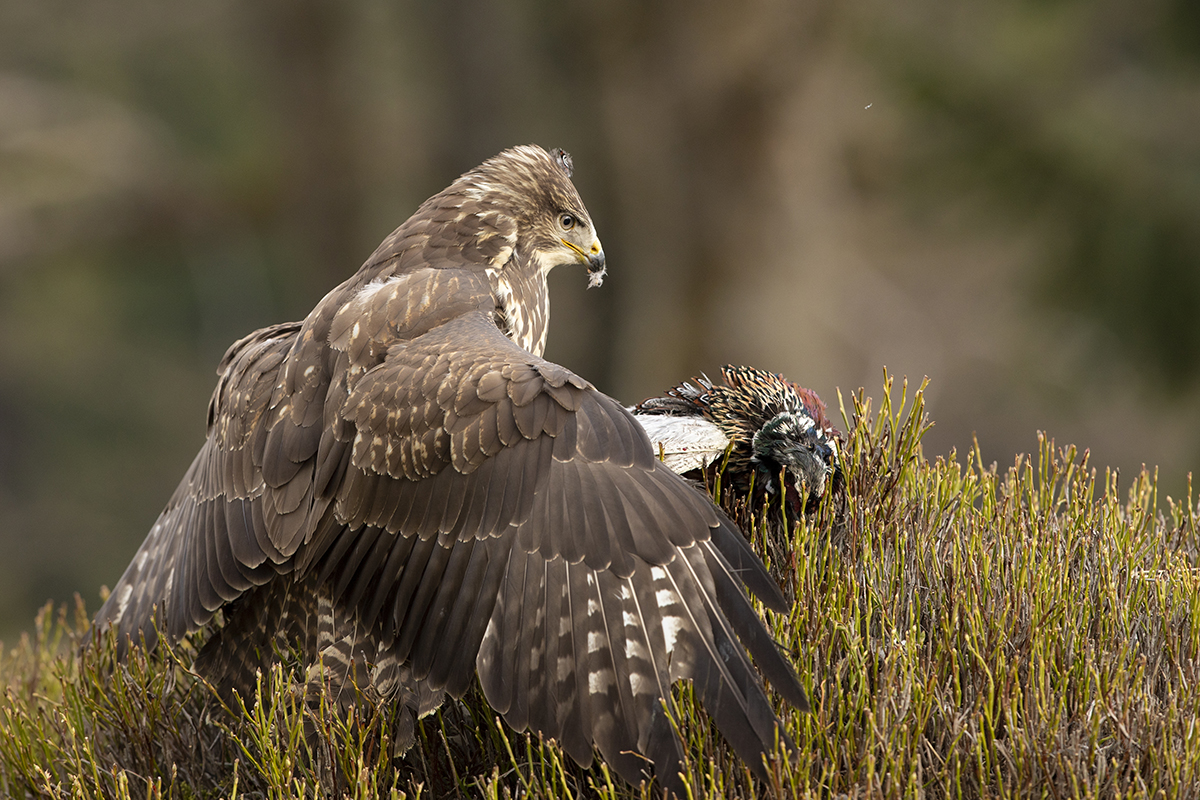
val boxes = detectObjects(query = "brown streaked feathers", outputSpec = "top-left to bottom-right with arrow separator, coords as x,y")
94,145 -> 806,795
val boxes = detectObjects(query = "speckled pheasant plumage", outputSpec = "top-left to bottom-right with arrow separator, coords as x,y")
93,146 -> 808,796
635,365 -> 844,582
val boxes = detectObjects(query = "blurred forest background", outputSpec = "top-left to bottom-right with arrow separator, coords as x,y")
1,0 -> 1198,640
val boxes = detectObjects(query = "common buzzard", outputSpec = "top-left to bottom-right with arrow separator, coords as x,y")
95,145 -> 808,793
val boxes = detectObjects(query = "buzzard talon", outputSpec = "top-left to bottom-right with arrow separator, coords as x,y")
94,145 -> 806,796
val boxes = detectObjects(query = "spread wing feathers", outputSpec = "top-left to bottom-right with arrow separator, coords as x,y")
477,532 -> 806,792
95,322 -> 305,655
329,314 -> 807,788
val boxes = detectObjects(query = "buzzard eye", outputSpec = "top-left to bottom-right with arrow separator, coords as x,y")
558,213 -> 577,231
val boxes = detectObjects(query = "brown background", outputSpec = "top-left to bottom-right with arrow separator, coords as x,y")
1,0 -> 1198,639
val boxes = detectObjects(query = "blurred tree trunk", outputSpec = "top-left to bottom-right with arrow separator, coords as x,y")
246,0 -> 362,300
584,1 -> 831,401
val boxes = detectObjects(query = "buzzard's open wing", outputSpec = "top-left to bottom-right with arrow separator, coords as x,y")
309,308 -> 806,789
95,322 -> 305,653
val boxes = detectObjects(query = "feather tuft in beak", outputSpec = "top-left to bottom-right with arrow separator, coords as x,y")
586,250 -> 606,288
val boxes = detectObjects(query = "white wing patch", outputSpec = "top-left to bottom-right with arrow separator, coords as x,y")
662,615 -> 684,652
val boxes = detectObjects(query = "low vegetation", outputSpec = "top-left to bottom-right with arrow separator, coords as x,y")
2,375 -> 1197,799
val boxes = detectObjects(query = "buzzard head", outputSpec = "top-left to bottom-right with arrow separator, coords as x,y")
428,144 -> 607,354
463,145 -> 605,286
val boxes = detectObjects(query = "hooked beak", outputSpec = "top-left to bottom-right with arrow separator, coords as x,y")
563,238 -> 607,288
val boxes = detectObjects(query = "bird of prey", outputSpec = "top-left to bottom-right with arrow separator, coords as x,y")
634,366 -> 844,581
94,145 -> 808,794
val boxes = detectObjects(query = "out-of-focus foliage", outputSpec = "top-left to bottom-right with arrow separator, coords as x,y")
868,1 -> 1200,389
0,0 -> 1198,637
